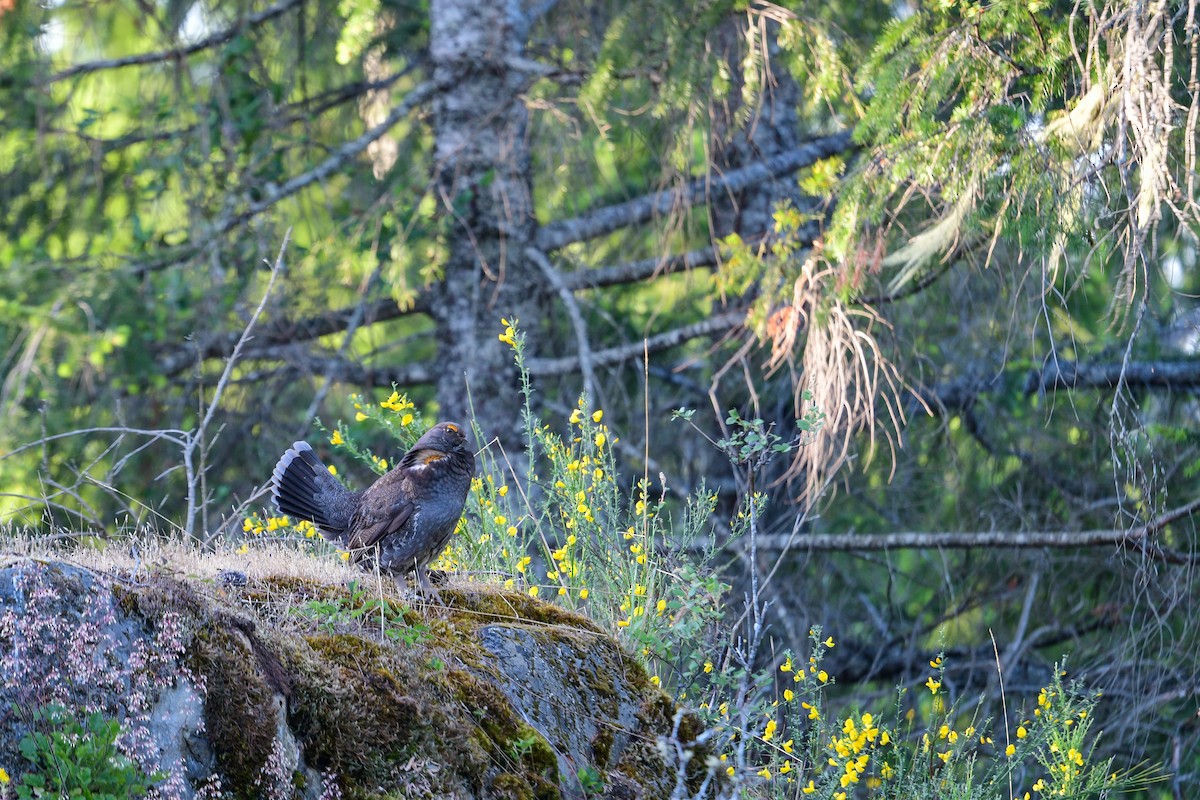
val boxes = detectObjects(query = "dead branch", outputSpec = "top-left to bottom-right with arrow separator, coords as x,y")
181,230 -> 290,538
215,79 -> 442,237
157,245 -> 717,377
156,295 -> 429,378
526,311 -> 744,376
1027,358 -> 1200,392
752,496 -> 1200,565
44,0 -> 304,84
561,247 -> 721,291
536,131 -> 854,251
527,247 -> 597,398
230,352 -> 437,388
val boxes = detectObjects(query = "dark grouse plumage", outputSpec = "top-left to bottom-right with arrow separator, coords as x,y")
271,422 -> 475,585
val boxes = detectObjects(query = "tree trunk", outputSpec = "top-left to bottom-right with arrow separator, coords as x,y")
428,0 -> 542,448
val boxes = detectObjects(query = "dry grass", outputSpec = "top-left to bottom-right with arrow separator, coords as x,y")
0,526 -> 368,588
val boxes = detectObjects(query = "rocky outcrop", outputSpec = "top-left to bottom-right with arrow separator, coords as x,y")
0,557 -> 708,800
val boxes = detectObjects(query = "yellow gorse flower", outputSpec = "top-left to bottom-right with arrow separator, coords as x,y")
498,318 -> 519,346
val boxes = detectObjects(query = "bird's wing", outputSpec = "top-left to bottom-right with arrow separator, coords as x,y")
347,474 -> 417,550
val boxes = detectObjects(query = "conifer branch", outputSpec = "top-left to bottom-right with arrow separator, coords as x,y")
45,0 -> 304,84
536,131 -> 854,251
526,311 -> 744,376
560,247 -> 721,291
757,496 -> 1200,565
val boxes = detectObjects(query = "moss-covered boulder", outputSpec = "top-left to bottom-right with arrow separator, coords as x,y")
0,555 -> 706,800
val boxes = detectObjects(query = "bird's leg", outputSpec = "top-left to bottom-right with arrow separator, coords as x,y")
413,565 -> 443,607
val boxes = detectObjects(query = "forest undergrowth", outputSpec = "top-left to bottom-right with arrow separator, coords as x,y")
233,320 -> 1161,800
0,322 -> 1165,799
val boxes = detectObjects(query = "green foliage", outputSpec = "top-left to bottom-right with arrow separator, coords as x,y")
704,639 -> 1160,798
5,0 -> 1196,788
247,320 -> 1164,798
508,732 -> 542,761
577,765 -> 605,795
284,320 -> 734,690
336,0 -> 383,65
295,579 -> 431,645
820,0 -> 1102,292
13,704 -> 157,800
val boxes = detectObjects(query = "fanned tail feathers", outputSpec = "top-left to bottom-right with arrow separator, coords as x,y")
271,441 -> 357,540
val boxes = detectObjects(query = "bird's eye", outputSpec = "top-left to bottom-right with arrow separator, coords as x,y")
445,423 -> 460,434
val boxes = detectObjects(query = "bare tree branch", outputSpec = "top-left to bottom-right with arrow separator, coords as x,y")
1026,358 -> 1200,392
755,496 -> 1200,565
561,246 -> 721,291
0,427 -> 189,462
44,0 -> 304,84
159,244 -> 721,377
909,357 -> 1200,421
215,79 -> 443,236
156,295 -> 429,377
220,314 -> 736,389
233,350 -> 437,388
527,247 -> 597,398
526,311 -> 744,376
536,131 -> 854,251
53,68 -> 415,159
752,529 -> 1146,553
181,230 -> 290,538
156,247 -> 727,379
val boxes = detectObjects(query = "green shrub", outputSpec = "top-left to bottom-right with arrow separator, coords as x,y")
246,318 -> 1162,799
13,704 -> 157,800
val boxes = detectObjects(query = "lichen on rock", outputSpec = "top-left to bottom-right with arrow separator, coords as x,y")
0,553 -> 707,799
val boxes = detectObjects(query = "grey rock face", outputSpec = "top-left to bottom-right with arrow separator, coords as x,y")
0,558 -> 701,800
0,560 -> 217,799
477,624 -> 643,789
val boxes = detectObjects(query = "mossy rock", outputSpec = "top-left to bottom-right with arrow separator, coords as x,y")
0,558 -> 711,800
190,623 -> 283,795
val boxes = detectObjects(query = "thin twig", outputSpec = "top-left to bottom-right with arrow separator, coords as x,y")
527,247 -> 597,399
44,0 -> 304,84
182,230 -> 291,538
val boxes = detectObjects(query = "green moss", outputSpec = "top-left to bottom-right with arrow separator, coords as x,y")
624,694 -> 714,795
614,740 -> 672,798
236,574 -> 345,610
30,560 -> 711,800
442,667 -> 559,789
115,574 -> 209,624
490,772 -> 534,800
439,586 -> 603,634
590,726 -> 614,767
259,574 -> 339,597
283,633 -> 424,787
530,774 -> 562,800
189,623 -> 280,798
